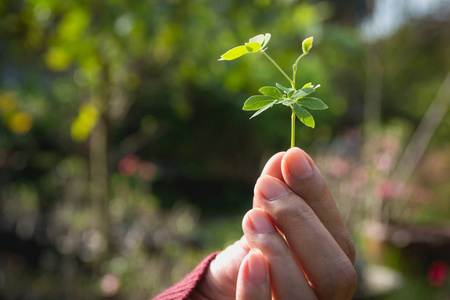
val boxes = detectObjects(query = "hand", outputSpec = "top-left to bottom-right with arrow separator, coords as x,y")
192,148 -> 357,299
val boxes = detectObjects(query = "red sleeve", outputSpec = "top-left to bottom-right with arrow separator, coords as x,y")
152,252 -> 220,300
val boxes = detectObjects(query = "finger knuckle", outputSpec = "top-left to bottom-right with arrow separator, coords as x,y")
334,261 -> 357,299
271,195 -> 317,226
338,232 -> 356,265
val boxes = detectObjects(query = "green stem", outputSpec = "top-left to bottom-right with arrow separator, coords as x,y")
262,52 -> 292,85
292,52 -> 307,88
291,106 -> 296,148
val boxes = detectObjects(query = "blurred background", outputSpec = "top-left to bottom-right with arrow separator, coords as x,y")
0,0 -> 449,299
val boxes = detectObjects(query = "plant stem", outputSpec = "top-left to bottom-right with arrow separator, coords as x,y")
292,52 -> 307,88
262,52 -> 292,85
291,107 -> 296,148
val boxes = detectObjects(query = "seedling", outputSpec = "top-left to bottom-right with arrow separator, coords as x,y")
219,34 -> 328,147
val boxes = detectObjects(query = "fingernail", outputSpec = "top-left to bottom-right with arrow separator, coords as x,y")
287,148 -> 313,179
247,249 -> 268,283
248,209 -> 275,233
257,176 -> 290,200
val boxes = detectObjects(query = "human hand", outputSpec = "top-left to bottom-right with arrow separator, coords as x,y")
192,148 -> 357,299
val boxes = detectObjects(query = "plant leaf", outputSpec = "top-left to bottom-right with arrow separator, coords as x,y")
219,45 -> 249,61
297,97 -> 328,110
249,102 -> 274,119
259,86 -> 282,99
242,95 -> 276,111
288,90 -> 295,98
262,33 -> 271,48
245,42 -> 261,52
302,36 -> 313,53
281,100 -> 294,106
302,82 -> 312,88
276,83 -> 293,94
249,34 -> 265,45
292,87 -> 315,99
293,104 -> 315,128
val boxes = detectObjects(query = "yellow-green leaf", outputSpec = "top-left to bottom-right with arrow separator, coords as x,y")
302,36 -> 313,53
219,45 -> 249,61
245,42 -> 261,53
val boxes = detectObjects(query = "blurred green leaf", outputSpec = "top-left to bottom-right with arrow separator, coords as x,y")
297,97 -> 328,110
292,87 -> 315,99
276,83 -> 293,94
293,104 -> 315,128
242,95 -> 275,111
259,86 -> 282,98
281,100 -> 294,106
250,102 -> 274,119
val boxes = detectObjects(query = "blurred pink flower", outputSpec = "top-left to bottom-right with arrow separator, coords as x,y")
100,273 -> 121,296
427,260 -> 448,287
329,157 -> 349,179
118,154 -> 140,176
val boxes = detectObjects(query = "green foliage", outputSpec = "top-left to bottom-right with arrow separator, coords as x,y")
219,33 -> 270,60
302,36 -> 313,53
220,34 -> 328,146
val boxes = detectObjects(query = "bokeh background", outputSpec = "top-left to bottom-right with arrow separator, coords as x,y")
1,0 -> 449,299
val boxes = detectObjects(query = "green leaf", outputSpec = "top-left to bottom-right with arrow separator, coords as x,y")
293,104 -> 315,128
302,82 -> 312,88
259,86 -> 282,99
276,83 -> 293,94
219,45 -> 249,61
288,90 -> 295,98
297,97 -> 328,110
242,95 -> 276,111
249,34 -> 265,45
262,33 -> 271,48
302,36 -> 313,53
281,100 -> 294,106
245,42 -> 261,52
292,87 -> 315,99
249,102 -> 274,119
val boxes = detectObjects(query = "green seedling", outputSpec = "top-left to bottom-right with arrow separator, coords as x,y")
219,34 -> 328,147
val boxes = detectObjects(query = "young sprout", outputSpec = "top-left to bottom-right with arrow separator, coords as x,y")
219,34 -> 328,148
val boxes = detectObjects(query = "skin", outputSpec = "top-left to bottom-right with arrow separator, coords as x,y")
190,147 -> 357,300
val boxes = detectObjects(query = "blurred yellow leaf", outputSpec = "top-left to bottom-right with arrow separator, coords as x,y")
0,92 -> 18,115
8,112 -> 33,135
57,7 -> 89,42
70,103 -> 99,142
44,47 -> 73,71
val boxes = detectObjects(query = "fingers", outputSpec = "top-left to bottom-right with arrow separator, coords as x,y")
260,151 -> 286,181
280,147 -> 356,264
236,248 -> 271,300
242,208 -> 317,300
254,176 -> 357,299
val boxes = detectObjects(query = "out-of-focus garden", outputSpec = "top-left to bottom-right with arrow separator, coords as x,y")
0,0 -> 449,298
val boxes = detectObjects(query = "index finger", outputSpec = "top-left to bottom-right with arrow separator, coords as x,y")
281,147 -> 355,264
